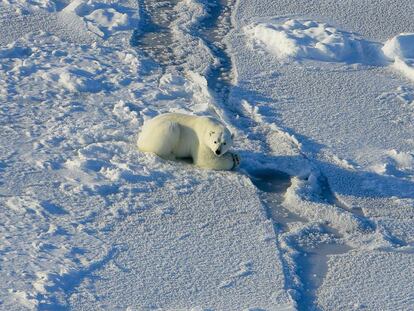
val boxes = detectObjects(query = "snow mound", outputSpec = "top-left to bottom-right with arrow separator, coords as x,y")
283,176 -> 371,235
244,19 -> 381,63
152,72 -> 214,115
86,8 -> 129,31
382,33 -> 414,81
63,0 -> 138,38
42,68 -> 102,93
369,149 -> 414,179
383,33 -> 414,60
387,150 -> 414,170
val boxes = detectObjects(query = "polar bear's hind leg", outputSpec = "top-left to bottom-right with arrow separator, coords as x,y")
137,120 -> 180,160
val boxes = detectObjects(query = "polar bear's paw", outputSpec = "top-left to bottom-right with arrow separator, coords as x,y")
231,153 -> 241,169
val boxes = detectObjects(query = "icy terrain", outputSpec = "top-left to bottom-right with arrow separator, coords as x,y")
1,0 -> 414,310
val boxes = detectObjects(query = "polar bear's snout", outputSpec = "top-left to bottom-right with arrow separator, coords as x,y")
215,148 -> 221,156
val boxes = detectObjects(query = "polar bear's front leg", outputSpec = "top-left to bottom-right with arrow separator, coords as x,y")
211,152 -> 240,170
194,146 -> 240,170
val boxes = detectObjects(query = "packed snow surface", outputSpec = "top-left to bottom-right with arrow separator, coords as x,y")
1,0 -> 414,310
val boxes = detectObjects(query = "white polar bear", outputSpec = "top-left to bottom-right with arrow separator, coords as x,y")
137,113 -> 240,170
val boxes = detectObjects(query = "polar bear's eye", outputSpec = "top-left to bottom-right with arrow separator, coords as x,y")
223,143 -> 226,145
214,141 -> 217,144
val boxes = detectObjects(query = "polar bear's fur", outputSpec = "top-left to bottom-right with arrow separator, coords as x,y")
137,113 -> 240,170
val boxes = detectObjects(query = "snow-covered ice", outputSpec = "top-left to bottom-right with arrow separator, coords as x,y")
228,0 -> 414,309
1,0 -> 414,310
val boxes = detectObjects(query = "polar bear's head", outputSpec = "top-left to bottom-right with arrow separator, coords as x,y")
205,126 -> 234,157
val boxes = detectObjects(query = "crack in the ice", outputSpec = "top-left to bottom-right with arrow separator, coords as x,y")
131,0 -> 181,69
249,168 -> 356,311
282,226 -> 352,311
197,0 -> 235,103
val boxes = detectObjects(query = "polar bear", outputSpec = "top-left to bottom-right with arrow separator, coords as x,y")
137,113 -> 240,170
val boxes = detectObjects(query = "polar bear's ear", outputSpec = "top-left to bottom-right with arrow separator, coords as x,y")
209,131 -> 215,136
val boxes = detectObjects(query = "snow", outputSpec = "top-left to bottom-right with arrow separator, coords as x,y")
1,0 -> 58,13
245,18 -> 414,84
1,0 -> 414,310
317,250 -> 414,310
0,44 -> 32,59
0,0 -> 292,309
244,19 -> 383,64
383,33 -> 414,60
228,0 -> 414,309
68,173 -> 295,310
382,33 -> 414,82
63,0 -> 138,38
169,0 -> 218,75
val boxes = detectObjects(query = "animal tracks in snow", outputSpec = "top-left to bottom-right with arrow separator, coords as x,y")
219,261 -> 254,289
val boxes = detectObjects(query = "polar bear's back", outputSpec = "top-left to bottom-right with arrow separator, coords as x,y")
137,116 -> 180,156
137,113 -> 210,159
148,112 -> 213,129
